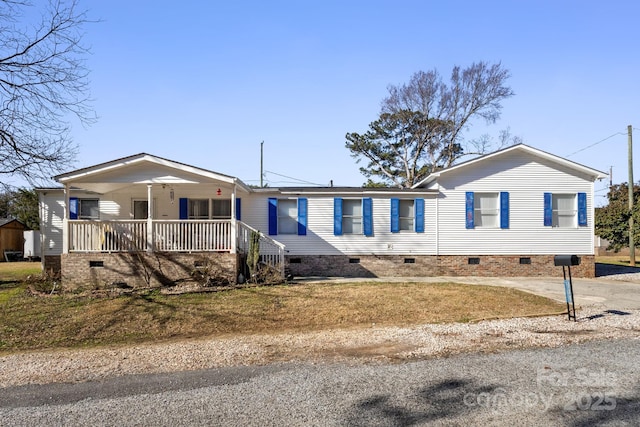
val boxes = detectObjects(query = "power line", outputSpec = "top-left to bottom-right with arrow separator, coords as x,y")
264,170 -> 324,186
565,131 -> 627,158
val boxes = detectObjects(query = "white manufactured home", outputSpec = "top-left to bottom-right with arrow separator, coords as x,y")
37,144 -> 606,290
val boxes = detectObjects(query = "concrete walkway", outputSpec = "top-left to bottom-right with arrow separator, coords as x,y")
295,273 -> 640,311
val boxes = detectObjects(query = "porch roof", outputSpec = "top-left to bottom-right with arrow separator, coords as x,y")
54,153 -> 252,194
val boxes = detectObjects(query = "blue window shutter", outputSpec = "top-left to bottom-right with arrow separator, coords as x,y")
363,198 -> 373,236
298,198 -> 307,235
500,192 -> 509,229
415,198 -> 425,233
179,198 -> 188,220
465,192 -> 474,229
544,193 -> 552,226
268,198 -> 278,235
69,197 -> 78,219
235,198 -> 241,221
334,198 -> 342,236
390,198 -> 400,233
578,192 -> 587,226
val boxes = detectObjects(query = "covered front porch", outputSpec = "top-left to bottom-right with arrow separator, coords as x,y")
67,218 -> 285,275
52,153 -> 285,285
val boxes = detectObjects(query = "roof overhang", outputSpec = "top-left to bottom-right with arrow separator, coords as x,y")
55,153 -> 252,194
255,187 -> 439,196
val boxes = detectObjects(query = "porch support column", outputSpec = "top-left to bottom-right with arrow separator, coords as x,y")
230,184 -> 237,254
146,184 -> 153,252
62,184 -> 69,254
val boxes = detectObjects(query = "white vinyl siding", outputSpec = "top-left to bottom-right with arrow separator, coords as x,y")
241,194 -> 437,256
435,150 -> 595,255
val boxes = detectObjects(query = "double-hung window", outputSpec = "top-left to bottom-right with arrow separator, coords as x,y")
188,199 -> 209,219
474,193 -> 499,228
390,198 -> 425,233
69,197 -> 99,220
278,199 -> 298,234
342,199 -> 363,234
268,198 -> 307,236
465,192 -> 509,229
179,197 -> 235,220
78,199 -> 99,220
212,199 -> 231,219
544,192 -> 587,228
334,198 -> 373,236
181,199 -> 231,220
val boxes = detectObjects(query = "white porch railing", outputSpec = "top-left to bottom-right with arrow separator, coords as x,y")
68,219 -> 286,279
237,221 -> 286,277
153,220 -> 231,252
69,220 -> 148,252
69,220 -> 232,253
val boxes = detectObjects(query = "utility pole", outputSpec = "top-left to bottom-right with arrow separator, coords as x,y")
260,141 -> 264,188
610,166 -> 613,187
629,125 -> 635,266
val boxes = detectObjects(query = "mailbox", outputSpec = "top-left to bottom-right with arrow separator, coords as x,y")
554,255 -> 581,267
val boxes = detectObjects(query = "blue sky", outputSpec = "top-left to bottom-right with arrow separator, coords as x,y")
24,1 -> 640,205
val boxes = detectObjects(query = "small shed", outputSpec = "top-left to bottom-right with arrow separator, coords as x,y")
0,219 -> 26,261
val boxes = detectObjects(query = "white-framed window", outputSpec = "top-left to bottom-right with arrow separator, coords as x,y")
474,193 -> 499,228
553,194 -> 576,228
79,199 -> 99,220
399,199 -> 414,231
132,199 -> 158,219
342,199 -> 362,234
277,199 -> 298,234
212,199 -> 231,219
188,199 -> 209,219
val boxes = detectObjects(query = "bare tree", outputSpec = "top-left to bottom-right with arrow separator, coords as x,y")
346,62 -> 515,188
0,0 -> 95,186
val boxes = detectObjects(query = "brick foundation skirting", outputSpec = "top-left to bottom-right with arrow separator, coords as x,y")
47,252 -> 595,290
59,252 -> 239,291
286,254 -> 595,278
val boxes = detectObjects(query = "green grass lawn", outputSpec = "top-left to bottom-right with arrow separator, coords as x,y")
0,261 -> 564,354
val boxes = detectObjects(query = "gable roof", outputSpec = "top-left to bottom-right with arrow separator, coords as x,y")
411,144 -> 608,188
54,153 -> 252,194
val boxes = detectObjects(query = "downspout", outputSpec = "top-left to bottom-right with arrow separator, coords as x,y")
230,182 -> 237,254
38,191 -> 46,272
146,184 -> 153,252
62,184 -> 69,254
435,183 -> 440,256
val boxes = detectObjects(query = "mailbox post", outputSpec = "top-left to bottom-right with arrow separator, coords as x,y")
554,255 -> 580,321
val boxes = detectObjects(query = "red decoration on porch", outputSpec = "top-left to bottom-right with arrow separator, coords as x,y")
216,188 -> 222,196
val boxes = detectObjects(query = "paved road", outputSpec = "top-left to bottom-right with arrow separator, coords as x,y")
1,338 -> 638,426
